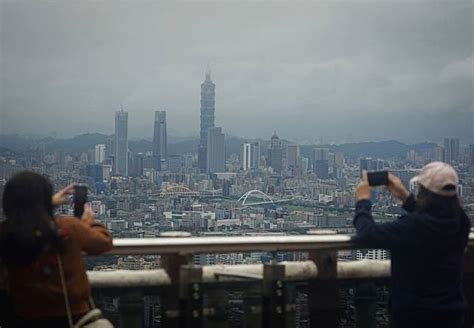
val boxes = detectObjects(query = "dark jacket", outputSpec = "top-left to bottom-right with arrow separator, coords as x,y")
353,195 -> 470,315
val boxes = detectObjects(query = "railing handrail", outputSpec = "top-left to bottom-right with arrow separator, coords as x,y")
105,232 -> 474,255
88,260 -> 392,288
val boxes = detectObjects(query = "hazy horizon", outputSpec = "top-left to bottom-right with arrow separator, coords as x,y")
0,130 -> 456,148
1,0 -> 473,143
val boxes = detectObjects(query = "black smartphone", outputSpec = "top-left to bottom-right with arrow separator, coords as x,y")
367,171 -> 389,186
73,185 -> 88,218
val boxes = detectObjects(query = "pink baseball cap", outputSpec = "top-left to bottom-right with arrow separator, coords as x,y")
410,161 -> 459,197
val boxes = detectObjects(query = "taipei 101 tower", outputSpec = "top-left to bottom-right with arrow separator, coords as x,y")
198,70 -> 216,172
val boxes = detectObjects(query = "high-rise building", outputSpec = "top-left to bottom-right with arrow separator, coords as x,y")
267,132 -> 283,174
222,180 -> 232,197
359,158 -> 385,176
313,148 -> 329,179
375,159 -> 385,170
102,164 -> 112,181
443,138 -> 460,163
114,109 -> 128,176
301,157 -> 309,175
334,151 -> 345,167
128,152 -> 144,177
287,145 -> 300,171
469,144 -> 474,166
168,155 -> 185,173
94,144 -> 106,164
251,143 -> 261,170
241,144 -> 251,171
207,127 -> 225,173
427,146 -> 444,162
105,137 -> 114,158
240,143 -> 260,171
86,164 -> 103,183
153,111 -> 168,171
198,70 -> 216,172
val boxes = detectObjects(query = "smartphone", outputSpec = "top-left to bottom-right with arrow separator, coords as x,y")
367,171 -> 389,186
73,185 -> 88,218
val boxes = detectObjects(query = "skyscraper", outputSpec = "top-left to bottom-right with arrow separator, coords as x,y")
198,70 -> 216,172
114,109 -> 128,176
207,127 -> 225,173
267,132 -> 283,174
313,148 -> 329,179
241,143 -> 252,171
94,144 -> 106,164
251,142 -> 261,170
469,144 -> 474,166
287,145 -> 300,170
167,154 -> 185,173
153,111 -> 168,171
241,143 -> 260,171
443,138 -> 460,163
133,153 -> 145,177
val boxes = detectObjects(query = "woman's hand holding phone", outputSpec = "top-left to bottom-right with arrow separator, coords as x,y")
52,184 -> 76,206
356,170 -> 371,201
385,173 -> 410,202
81,204 -> 95,225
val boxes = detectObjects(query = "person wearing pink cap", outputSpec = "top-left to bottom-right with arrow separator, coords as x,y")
354,162 -> 471,328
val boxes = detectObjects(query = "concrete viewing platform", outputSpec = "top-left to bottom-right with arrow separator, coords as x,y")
86,232 -> 474,328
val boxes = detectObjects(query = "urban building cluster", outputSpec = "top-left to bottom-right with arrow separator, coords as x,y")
1,71 -> 473,270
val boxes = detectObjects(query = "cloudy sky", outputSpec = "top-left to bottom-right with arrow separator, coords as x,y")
1,0 -> 473,143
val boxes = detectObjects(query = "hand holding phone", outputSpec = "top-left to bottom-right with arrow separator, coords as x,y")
367,171 -> 389,186
73,185 -> 88,218
52,184 -> 76,206
386,173 -> 410,202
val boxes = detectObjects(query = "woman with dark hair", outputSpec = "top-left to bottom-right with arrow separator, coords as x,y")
353,162 -> 471,328
0,171 -> 113,327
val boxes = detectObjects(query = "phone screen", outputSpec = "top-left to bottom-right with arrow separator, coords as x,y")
73,186 -> 87,218
367,171 -> 389,186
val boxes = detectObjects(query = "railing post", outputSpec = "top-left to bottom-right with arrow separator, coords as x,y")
307,229 -> 339,328
180,264 -> 204,328
118,288 -> 144,328
283,282 -> 297,327
354,282 -> 377,328
262,257 -> 286,328
160,231 -> 192,327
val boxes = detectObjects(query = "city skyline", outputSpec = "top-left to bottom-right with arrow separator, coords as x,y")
1,2 -> 473,323
1,1 -> 472,143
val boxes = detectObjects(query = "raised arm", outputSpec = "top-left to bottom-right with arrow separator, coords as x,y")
353,199 -> 418,249
73,205 -> 113,255
353,171 -> 418,250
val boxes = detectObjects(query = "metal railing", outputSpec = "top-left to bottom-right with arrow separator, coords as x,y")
89,232 -> 474,328
105,232 -> 474,255
89,260 -> 392,287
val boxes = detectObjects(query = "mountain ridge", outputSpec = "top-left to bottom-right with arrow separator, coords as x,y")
0,133 -> 439,159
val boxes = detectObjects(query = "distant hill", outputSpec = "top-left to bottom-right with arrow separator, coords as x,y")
0,134 -> 33,152
0,134 -> 438,160
0,133 -> 111,154
49,133 -> 111,153
301,140 -> 438,159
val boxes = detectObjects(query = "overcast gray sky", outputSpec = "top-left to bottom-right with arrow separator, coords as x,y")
1,0 -> 473,143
